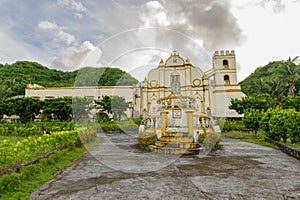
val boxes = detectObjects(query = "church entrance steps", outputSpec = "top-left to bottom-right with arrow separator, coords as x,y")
155,141 -> 200,149
149,145 -> 203,155
165,132 -> 189,137
150,131 -> 201,155
159,136 -> 194,143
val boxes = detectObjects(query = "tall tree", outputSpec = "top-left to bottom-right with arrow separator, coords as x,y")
42,97 -> 72,121
72,97 -> 94,122
96,95 -> 112,114
280,58 -> 299,97
2,97 -> 43,123
111,96 -> 128,121
96,95 -> 128,120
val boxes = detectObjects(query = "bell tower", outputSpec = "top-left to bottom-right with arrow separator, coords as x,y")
206,50 -> 244,118
212,50 -> 238,86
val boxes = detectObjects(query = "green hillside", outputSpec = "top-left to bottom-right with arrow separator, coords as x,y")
240,59 -> 300,99
0,61 -> 138,98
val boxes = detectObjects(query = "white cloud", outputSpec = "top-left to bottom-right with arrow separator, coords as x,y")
38,20 -> 78,46
57,0 -> 86,12
52,41 -> 96,70
38,21 -> 59,31
56,30 -> 78,45
140,1 -> 170,27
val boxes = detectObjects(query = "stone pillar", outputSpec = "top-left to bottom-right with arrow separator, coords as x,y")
186,111 -> 194,137
161,111 -> 168,137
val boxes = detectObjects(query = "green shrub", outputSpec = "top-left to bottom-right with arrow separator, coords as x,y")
0,121 -> 75,137
221,118 -> 245,131
198,132 -> 221,150
263,108 -> 298,143
242,109 -> 262,133
131,117 -> 142,126
138,132 -> 157,150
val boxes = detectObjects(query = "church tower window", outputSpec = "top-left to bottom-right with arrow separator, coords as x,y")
224,75 -> 230,85
223,60 -> 229,68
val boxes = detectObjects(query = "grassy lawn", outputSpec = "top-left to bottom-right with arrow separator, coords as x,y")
222,131 -> 300,151
285,139 -> 300,149
221,131 -> 279,150
0,147 -> 87,200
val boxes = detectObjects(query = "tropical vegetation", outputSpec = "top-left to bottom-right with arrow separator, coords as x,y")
240,58 -> 300,101
0,61 -> 138,98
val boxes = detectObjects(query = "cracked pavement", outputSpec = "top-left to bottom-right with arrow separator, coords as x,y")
30,133 -> 300,200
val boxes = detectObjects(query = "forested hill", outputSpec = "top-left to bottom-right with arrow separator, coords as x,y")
0,61 -> 138,98
240,59 -> 300,98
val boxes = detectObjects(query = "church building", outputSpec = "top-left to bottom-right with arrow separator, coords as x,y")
132,50 -> 244,118
25,50 -> 244,118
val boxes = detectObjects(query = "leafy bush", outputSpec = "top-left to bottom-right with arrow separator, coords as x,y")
0,130 -> 81,172
261,108 -> 298,143
131,117 -> 142,126
138,132 -> 157,150
198,132 -> 221,150
242,109 -> 262,133
0,121 -> 75,137
221,118 -> 245,132
98,119 -> 141,132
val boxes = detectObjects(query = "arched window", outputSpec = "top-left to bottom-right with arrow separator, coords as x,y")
224,75 -> 230,85
223,60 -> 229,68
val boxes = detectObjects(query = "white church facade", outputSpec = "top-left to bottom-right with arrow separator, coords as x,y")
25,50 -> 244,118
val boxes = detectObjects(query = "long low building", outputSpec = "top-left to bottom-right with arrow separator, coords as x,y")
25,50 -> 245,118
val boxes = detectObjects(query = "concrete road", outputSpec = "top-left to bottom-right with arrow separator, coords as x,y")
30,133 -> 300,200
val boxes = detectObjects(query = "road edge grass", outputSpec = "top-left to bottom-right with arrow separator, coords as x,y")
221,131 -> 279,150
0,147 -> 87,200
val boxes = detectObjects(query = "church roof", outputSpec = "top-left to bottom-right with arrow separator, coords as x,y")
165,51 -> 185,67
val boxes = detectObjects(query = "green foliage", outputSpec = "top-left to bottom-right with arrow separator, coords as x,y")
0,121 -> 75,137
96,95 -> 112,114
0,97 -> 95,123
111,96 -> 129,120
229,94 -> 276,114
220,118 -> 245,132
99,121 -> 120,131
281,96 -> 300,111
197,133 -> 206,143
72,97 -> 94,122
242,109 -> 262,133
0,61 -> 138,98
42,97 -> 72,121
74,67 -> 138,87
259,108 -> 273,134
138,132 -> 157,150
98,120 -> 140,132
96,95 -> 129,121
0,97 -> 43,123
261,108 -> 298,143
0,147 -> 86,200
199,132 -> 221,150
240,59 -> 300,99
221,131 -> 279,150
96,113 -> 111,123
0,61 -> 77,98
0,130 -> 81,172
131,117 -> 142,126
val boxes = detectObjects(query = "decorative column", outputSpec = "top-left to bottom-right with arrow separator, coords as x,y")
186,111 -> 194,137
160,111 -> 168,137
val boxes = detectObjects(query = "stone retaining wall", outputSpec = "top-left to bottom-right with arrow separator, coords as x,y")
265,137 -> 300,160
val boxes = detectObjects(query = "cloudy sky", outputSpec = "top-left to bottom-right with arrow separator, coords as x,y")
0,0 -> 300,81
